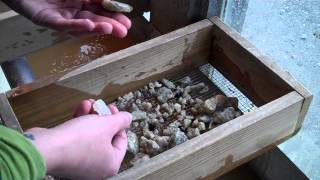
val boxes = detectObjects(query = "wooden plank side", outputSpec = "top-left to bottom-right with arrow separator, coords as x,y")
0,93 -> 22,132
150,0 -> 209,34
209,17 -> 312,132
113,91 -> 303,180
0,11 -> 70,63
209,17 -> 292,105
8,19 -> 213,129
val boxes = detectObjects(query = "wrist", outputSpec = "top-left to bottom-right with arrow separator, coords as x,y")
25,128 -> 65,174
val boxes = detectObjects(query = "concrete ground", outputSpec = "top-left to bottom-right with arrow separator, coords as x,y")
239,0 -> 320,179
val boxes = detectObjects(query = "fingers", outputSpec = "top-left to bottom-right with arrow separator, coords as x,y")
76,11 -> 128,38
73,99 -> 95,117
48,18 -> 95,33
83,1 -> 131,29
112,130 -> 127,152
84,0 -> 131,29
105,112 -> 132,135
100,12 -> 131,29
108,104 -> 119,114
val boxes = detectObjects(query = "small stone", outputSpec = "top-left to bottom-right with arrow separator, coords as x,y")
157,87 -> 174,103
148,118 -> 159,127
187,128 -> 200,139
170,130 -> 188,146
132,111 -> 147,121
134,90 -> 142,98
142,102 -> 153,112
203,97 -> 217,113
143,129 -> 155,139
190,107 -> 198,114
140,136 -> 160,155
188,98 -> 195,104
132,122 -> 139,128
135,99 -> 142,105
159,118 -> 165,123
149,88 -> 157,95
185,115 -> 194,120
174,86 -> 184,96
177,76 -> 192,87
235,111 -> 242,117
161,79 -> 176,89
198,115 -> 211,123
130,153 -> 150,166
180,110 -> 187,117
140,121 -> 149,129
214,95 -> 238,110
123,92 -> 134,101
154,81 -> 162,88
192,119 -> 199,128
148,113 -> 157,119
169,121 -> 181,128
195,98 -> 203,104
127,131 -> 139,155
174,103 -> 182,113
162,129 -> 171,136
155,136 -> 171,151
213,107 -> 237,124
131,103 -> 140,111
177,115 -> 184,121
156,111 -> 162,118
101,0 -> 133,13
161,102 -> 169,109
182,119 -> 192,129
184,83 -> 208,97
198,122 -> 206,132
155,105 -> 161,111
162,112 -> 169,119
178,97 -> 187,105
153,128 -> 160,136
148,82 -> 155,89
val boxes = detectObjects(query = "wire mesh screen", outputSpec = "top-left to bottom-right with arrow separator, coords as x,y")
199,64 -> 257,113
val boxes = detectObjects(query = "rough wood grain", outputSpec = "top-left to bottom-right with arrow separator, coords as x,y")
113,91 -> 303,180
7,19 -> 212,129
209,17 -> 312,132
0,93 -> 22,132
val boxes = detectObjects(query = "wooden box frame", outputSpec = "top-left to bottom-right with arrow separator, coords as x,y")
0,16 -> 312,179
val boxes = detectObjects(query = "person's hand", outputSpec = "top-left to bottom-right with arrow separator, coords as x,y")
25,100 -> 132,179
10,0 -> 131,37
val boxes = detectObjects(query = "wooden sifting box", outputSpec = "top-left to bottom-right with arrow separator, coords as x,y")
0,1 -> 312,179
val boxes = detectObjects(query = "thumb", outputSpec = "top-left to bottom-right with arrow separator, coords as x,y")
112,130 -> 127,155
105,112 -> 132,136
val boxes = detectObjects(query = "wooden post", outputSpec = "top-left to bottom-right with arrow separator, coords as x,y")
0,93 -> 22,132
150,0 -> 210,33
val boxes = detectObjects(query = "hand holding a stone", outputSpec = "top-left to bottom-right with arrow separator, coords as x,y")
25,100 -> 132,179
